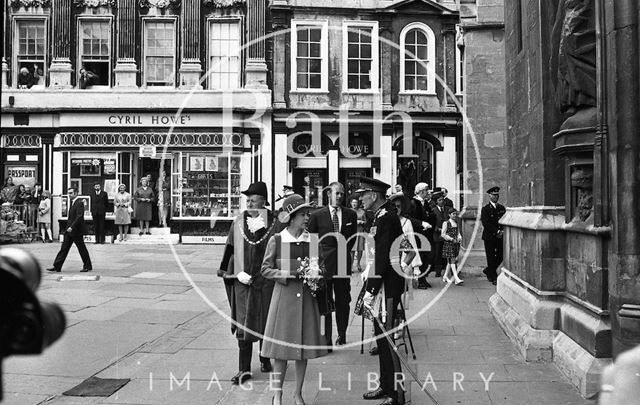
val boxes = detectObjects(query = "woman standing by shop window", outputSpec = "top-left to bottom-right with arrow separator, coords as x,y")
38,190 -> 53,242
134,178 -> 154,235
115,184 -> 132,242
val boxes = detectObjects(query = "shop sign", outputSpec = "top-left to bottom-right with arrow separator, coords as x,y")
6,166 -> 37,187
139,146 -> 157,158
181,235 -> 226,244
103,160 -> 116,175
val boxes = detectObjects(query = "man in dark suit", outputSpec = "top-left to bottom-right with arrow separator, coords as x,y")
308,181 -> 358,348
90,182 -> 109,244
47,187 -> 92,273
407,182 -> 434,289
481,186 -> 506,285
429,191 -> 448,278
433,187 -> 454,208
359,177 -> 410,405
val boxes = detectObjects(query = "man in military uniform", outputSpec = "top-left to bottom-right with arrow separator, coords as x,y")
358,177 -> 410,405
217,181 -> 276,385
480,186 -> 506,285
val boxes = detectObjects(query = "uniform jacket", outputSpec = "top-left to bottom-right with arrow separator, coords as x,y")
308,205 -> 358,277
432,205 -> 448,242
365,202 -> 405,299
219,210 -> 276,341
481,202 -> 506,241
67,197 -> 87,235
91,190 -> 109,217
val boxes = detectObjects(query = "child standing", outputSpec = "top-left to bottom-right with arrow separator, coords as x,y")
441,207 -> 463,285
37,190 -> 53,243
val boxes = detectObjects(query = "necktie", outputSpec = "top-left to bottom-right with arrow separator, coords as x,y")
332,208 -> 339,233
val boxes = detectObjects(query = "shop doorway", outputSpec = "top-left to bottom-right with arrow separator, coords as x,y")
395,136 -> 440,195
138,157 -> 171,226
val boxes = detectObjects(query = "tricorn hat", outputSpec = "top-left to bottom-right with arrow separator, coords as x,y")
277,193 -> 312,223
242,181 -> 270,206
486,186 -> 500,195
355,177 -> 391,194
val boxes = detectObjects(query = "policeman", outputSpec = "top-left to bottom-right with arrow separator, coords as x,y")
358,177 -> 410,405
480,186 -> 506,285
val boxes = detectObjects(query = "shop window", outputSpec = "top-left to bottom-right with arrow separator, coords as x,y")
78,18 -> 111,87
144,20 -> 176,87
208,19 -> 241,90
14,18 -> 47,89
174,152 -> 241,218
400,23 -> 436,94
343,21 -> 378,92
291,20 -> 328,91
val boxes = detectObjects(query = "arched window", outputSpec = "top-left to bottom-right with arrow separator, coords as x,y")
400,23 -> 436,94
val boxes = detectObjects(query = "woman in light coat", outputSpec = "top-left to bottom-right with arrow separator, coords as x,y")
37,190 -> 52,242
114,184 -> 132,241
261,194 -> 328,405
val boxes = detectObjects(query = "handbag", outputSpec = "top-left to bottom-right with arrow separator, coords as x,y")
127,206 -> 134,214
354,284 -> 374,320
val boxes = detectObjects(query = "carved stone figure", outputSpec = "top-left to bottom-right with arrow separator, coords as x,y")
550,0 -> 597,130
570,167 -> 593,222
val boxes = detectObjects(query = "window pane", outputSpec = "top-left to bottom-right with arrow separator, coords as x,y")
309,43 -> 321,57
209,20 -> 240,89
346,25 -> 374,89
297,73 -> 308,88
295,24 -> 324,89
145,21 -> 175,86
405,76 -> 415,90
309,28 -> 321,42
309,74 -> 321,89
298,43 -> 308,57
405,61 -> 415,75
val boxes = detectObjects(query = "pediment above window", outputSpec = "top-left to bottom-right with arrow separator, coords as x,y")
384,0 -> 458,15
9,0 -> 51,13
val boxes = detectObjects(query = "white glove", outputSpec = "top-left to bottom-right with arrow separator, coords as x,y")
361,264 -> 371,281
413,268 -> 421,277
422,221 -> 432,230
236,271 -> 252,285
363,291 -> 374,309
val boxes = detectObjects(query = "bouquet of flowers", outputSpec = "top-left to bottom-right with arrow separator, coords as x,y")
296,256 -> 324,297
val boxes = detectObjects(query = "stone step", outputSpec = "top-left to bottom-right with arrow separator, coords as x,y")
129,227 -> 171,235
113,234 -> 179,245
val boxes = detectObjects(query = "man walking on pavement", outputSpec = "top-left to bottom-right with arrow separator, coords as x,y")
217,181 -> 276,385
408,182 -> 433,289
358,177 -> 408,405
427,191 -> 448,278
309,182 -> 357,349
91,182 -> 109,244
481,186 -> 506,285
47,187 -> 92,273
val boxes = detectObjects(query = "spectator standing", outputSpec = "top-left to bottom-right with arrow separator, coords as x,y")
114,184 -> 132,242
350,196 -> 366,272
78,68 -> 99,89
37,190 -> 52,243
481,186 -> 506,285
441,207 -> 464,285
134,178 -> 154,235
429,191 -> 448,278
90,183 -> 109,244
0,177 -> 18,204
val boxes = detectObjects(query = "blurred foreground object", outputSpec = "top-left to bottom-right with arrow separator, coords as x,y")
0,248 -> 66,401
599,345 -> 640,405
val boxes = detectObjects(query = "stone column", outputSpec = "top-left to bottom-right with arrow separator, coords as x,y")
378,15 -> 393,110
245,0 -> 268,88
442,25 -> 457,105
179,0 -> 202,89
114,0 -> 138,87
49,0 -> 73,88
271,9 -> 288,108
2,7 -> 8,89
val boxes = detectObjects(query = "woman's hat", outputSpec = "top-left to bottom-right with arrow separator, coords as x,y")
388,192 -> 405,201
277,194 -> 312,223
242,181 -> 269,206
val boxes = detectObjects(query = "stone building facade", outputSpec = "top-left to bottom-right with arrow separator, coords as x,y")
490,0 -> 640,397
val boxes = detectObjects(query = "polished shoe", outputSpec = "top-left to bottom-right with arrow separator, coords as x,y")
260,361 -> 273,373
145,231 -> 151,235
377,397 -> 403,405
293,395 -> 306,405
492,280 -> 497,285
335,337 -> 346,346
363,388 -> 386,400
230,371 -> 251,385
46,267 -> 61,273
482,268 -> 495,282
369,346 -> 379,356
139,231 -> 143,236
80,268 -> 92,272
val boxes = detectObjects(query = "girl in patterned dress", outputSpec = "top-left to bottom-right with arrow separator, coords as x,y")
441,207 -> 464,285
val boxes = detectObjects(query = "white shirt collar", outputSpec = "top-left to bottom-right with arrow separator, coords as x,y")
414,195 -> 424,202
280,228 -> 310,243
490,201 -> 497,208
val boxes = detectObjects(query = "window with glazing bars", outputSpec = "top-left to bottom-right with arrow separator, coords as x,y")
346,26 -> 373,90
404,28 -> 429,91
209,20 -> 240,90
296,25 -> 322,89
15,19 -> 46,87
144,21 -> 175,86
79,19 -> 110,85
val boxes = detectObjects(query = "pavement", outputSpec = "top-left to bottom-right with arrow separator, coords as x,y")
1,242 -> 595,405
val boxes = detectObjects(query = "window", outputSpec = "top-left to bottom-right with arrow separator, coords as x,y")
456,26 -> 464,94
343,21 -> 378,91
78,18 -> 111,86
208,19 -> 241,90
400,23 -> 436,94
291,20 -> 328,91
144,20 -> 176,87
14,18 -> 47,88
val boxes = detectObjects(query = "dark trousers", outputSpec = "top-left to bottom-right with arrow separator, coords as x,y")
324,277 -> 351,343
429,241 -> 444,276
375,297 -> 404,404
483,239 -> 504,281
94,214 -> 106,243
238,339 -> 269,372
53,231 -> 92,271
